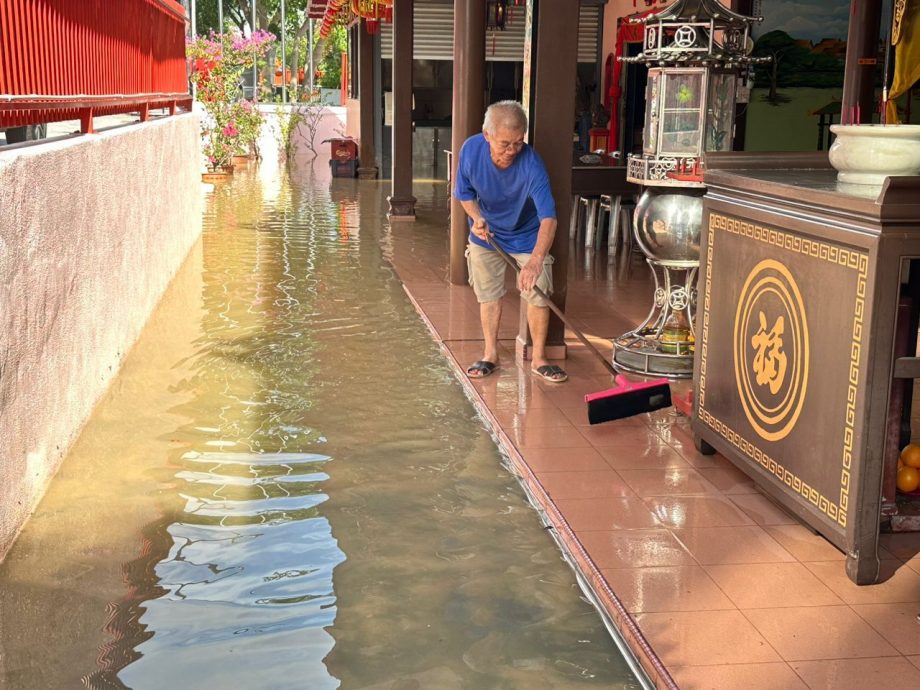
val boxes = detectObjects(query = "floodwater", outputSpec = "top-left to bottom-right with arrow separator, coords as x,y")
0,162 -> 641,689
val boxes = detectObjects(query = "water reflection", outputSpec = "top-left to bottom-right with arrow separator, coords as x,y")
0,162 -> 639,690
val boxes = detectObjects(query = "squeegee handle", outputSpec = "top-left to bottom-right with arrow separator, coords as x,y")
487,237 -> 618,377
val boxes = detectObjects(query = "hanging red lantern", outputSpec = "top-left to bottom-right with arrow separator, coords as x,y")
487,0 -> 508,31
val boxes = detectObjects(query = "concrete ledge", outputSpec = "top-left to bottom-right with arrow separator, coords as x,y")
0,113 -> 203,559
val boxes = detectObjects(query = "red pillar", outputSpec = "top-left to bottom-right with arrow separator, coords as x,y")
520,0 -> 578,358
387,0 -> 416,220
448,0 -> 487,284
841,0 -> 883,124
357,21 -> 378,179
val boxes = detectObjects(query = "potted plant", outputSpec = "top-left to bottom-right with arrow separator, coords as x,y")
187,30 -> 274,177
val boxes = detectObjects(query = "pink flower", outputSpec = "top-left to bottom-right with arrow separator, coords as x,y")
223,122 -> 238,137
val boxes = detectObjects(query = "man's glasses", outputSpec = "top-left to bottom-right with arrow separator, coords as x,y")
494,139 -> 524,152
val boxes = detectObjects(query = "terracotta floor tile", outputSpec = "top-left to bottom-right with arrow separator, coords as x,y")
494,406 -> 580,431
705,562 -> 843,608
558,404 -> 595,427
617,468 -> 721,498
508,422 -> 592,449
729,492 -> 800,526
536,470 -> 634,500
670,662 -> 808,690
600,566 -> 736,613
695,466 -> 758,494
643,495 -> 757,529
632,610 -> 781,666
674,526 -> 796,565
764,523 -> 847,562
661,428 -> 731,469
790,657 -> 920,690
908,655 -> 920,671
803,559 -> 920,605
580,423 -> 670,448
745,606 -> 899,661
474,381 -> 558,410
578,529 -> 696,569
852,603 -> 920,655
520,446 -> 610,473
598,444 -> 690,470
557,496 -> 661,531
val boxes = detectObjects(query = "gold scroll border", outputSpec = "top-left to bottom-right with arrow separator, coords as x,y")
699,212 -> 868,528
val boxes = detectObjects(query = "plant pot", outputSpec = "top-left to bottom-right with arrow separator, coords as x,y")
231,155 -> 253,166
828,124 -> 920,185
202,166 -> 233,183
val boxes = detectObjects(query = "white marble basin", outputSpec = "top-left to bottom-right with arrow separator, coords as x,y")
829,124 -> 920,185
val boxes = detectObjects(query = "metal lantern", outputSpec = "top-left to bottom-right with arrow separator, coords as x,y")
613,0 -> 766,378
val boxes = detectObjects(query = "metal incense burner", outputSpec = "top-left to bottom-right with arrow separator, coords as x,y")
613,0 -> 767,377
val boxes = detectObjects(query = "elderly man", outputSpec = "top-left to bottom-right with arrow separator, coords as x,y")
453,100 -> 567,383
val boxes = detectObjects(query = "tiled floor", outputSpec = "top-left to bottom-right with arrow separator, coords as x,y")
385,193 -> 920,689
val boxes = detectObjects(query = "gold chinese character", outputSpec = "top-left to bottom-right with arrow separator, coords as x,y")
751,312 -> 787,395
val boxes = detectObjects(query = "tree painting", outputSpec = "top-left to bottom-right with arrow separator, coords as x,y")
752,30 -> 845,104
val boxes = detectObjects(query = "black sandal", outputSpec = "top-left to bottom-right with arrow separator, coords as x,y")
532,364 -> 567,383
467,360 -> 497,378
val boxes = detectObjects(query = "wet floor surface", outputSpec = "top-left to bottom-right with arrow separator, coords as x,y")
0,162 -> 640,689
385,177 -> 920,689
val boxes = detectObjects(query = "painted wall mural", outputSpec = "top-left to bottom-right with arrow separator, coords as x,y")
744,0 -> 857,151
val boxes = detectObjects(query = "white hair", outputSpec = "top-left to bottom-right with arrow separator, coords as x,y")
482,100 -> 528,135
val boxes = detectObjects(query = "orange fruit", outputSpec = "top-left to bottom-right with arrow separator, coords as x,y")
897,466 -> 920,493
901,443 -> 920,468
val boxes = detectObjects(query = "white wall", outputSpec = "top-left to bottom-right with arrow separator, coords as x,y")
0,114 -> 203,559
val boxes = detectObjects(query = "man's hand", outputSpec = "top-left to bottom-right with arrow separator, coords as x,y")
471,217 -> 490,241
518,257 -> 542,292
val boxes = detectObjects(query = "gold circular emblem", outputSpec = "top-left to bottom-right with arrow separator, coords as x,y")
733,259 -> 809,441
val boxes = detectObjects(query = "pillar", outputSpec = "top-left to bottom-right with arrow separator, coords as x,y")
841,0 -> 883,124
358,21 -> 378,179
448,0 -> 487,284
388,0 -> 416,220
520,0 -> 578,359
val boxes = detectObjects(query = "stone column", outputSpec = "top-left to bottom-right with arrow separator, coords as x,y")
387,0 -> 417,220
520,0 -> 578,360
358,21 -> 378,179
841,0 -> 883,124
448,0 -> 486,284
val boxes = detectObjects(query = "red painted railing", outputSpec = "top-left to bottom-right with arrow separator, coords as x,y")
0,0 -> 192,133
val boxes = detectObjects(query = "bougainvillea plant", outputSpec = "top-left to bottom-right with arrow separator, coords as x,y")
187,30 -> 274,169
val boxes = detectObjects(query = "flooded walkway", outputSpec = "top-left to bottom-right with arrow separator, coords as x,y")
387,180 -> 920,688
0,163 -> 641,689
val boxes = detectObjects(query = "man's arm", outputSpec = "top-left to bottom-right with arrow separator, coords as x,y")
459,199 -> 490,241
518,217 -> 557,292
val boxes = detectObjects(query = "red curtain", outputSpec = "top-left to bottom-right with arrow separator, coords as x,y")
606,8 -> 660,153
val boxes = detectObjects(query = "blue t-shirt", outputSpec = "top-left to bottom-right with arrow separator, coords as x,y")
453,133 -> 557,254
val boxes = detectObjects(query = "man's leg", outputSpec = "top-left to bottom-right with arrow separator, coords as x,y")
516,251 -> 567,382
466,243 -> 506,377
526,303 -> 566,381
527,303 -> 550,369
480,300 -> 502,366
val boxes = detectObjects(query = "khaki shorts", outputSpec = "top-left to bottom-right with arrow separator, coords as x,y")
466,242 -> 554,307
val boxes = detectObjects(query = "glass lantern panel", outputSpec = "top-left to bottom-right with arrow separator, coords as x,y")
706,73 -> 736,152
660,110 -> 701,156
663,72 -> 703,111
643,71 -> 662,156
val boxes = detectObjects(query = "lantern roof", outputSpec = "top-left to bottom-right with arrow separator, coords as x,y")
631,0 -> 758,27
622,0 -> 766,68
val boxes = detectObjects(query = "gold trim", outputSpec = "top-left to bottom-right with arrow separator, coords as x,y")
732,260 -> 810,441
699,212 -> 868,528
893,0 -> 907,46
